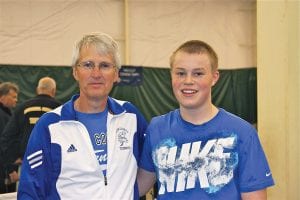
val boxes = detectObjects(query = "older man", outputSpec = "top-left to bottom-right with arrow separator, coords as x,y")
18,33 -> 148,199
0,82 -> 19,193
0,77 -> 61,190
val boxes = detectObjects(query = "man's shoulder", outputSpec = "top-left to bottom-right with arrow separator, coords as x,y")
108,97 -> 137,114
0,108 -> 10,121
36,106 -> 62,126
31,94 -> 60,103
0,103 -> 11,115
0,106 -> 6,114
20,96 -> 60,109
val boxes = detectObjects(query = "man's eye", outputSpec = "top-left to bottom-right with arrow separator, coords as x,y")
176,72 -> 185,76
83,62 -> 94,69
100,63 -> 110,69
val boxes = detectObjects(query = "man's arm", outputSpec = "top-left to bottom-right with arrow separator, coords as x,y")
137,168 -> 156,197
17,114 -> 53,199
241,189 -> 267,200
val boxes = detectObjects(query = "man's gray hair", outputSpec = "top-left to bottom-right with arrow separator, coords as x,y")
71,32 -> 121,69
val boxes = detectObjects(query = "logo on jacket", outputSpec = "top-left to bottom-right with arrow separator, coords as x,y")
116,127 -> 130,150
67,144 -> 78,152
27,150 -> 43,169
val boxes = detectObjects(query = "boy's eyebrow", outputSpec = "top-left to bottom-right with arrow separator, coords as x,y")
193,68 -> 206,71
173,67 -> 205,71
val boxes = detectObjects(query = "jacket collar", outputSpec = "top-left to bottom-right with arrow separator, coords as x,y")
60,94 -> 125,121
0,102 -> 11,115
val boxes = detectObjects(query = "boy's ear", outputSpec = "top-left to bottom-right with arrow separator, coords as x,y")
212,70 -> 220,86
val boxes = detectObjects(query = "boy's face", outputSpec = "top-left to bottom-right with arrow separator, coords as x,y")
171,51 -> 219,111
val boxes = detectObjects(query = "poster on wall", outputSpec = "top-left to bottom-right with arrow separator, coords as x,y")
118,66 -> 143,86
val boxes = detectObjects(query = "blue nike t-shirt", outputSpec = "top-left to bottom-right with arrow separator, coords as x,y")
140,108 -> 274,200
76,107 -> 108,176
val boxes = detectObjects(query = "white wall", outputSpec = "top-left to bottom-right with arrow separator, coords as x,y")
257,1 -> 300,199
0,0 -> 256,69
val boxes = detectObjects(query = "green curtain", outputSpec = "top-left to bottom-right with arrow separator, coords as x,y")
0,65 -> 256,123
213,69 -> 257,123
0,65 -> 78,105
110,67 -> 179,121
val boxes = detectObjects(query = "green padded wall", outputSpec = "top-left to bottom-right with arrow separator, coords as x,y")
0,65 -> 256,123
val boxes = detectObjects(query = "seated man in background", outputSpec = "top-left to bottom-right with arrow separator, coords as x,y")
0,77 -> 61,190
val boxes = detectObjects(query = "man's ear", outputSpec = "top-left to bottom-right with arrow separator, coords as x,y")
73,67 -> 78,81
114,69 -> 120,83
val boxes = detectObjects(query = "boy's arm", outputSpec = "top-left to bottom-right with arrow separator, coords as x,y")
241,189 -> 267,200
137,168 -> 156,197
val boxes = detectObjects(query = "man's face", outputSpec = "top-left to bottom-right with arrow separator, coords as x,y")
73,45 -> 119,102
2,89 -> 18,108
171,51 -> 219,111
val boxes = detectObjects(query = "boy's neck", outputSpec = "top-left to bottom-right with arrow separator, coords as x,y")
180,104 -> 218,125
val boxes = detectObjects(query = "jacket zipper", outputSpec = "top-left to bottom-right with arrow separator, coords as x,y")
104,175 -> 107,186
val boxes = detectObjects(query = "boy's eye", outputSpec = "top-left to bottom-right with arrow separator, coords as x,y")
193,72 -> 204,76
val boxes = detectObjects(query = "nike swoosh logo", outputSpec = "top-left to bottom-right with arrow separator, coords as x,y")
266,172 -> 271,177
